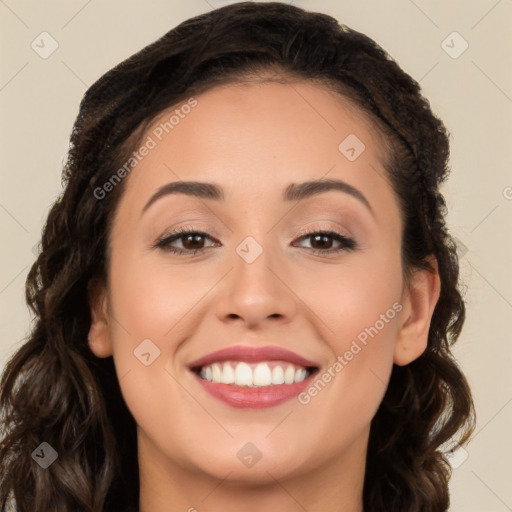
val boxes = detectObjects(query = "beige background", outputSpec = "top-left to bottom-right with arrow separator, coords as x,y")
1,1 -> 511,510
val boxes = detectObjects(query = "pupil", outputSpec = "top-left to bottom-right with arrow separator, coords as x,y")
185,234 -> 203,249
312,234 -> 331,249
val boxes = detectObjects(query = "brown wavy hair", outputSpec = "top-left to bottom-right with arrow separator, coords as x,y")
0,2 -> 475,511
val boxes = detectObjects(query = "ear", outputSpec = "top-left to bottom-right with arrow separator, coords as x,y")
394,255 -> 441,366
87,278 -> 113,358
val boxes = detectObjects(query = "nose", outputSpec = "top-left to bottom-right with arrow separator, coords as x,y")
215,240 -> 297,329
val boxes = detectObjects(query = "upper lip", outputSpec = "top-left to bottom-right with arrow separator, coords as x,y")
188,345 -> 319,369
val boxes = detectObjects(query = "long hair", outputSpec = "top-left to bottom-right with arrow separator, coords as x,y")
0,2 -> 475,511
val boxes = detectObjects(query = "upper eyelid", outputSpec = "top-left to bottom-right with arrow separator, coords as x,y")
295,226 -> 351,238
162,226 -> 350,239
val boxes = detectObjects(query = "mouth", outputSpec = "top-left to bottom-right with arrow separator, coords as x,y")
188,345 -> 319,408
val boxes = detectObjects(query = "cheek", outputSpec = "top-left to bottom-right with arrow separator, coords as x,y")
108,249 -> 214,342
294,296 -> 400,462
297,248 -> 402,419
105,252 -> 206,444
302,245 -> 403,350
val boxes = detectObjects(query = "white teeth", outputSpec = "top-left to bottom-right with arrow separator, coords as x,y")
253,363 -> 272,386
234,362 -> 253,386
198,361 -> 312,387
211,363 -> 222,382
284,365 -> 295,384
271,365 -> 285,385
201,366 -> 213,381
220,363 -> 235,384
294,368 -> 307,383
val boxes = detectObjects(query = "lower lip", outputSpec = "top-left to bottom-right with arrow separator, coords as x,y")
193,373 -> 315,408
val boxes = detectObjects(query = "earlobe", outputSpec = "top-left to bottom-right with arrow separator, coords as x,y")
394,256 -> 441,366
87,278 -> 113,358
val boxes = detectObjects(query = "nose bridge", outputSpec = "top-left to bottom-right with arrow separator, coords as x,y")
215,231 -> 297,326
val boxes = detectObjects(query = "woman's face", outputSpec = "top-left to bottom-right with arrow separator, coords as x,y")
89,80 -> 439,497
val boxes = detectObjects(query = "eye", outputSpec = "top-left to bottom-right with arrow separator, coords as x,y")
154,227 -> 357,256
293,229 -> 357,255
154,227 -> 219,255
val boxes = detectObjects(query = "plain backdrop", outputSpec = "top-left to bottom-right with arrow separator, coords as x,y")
1,1 -> 511,510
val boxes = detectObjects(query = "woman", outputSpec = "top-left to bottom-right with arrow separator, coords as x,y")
0,2 -> 475,511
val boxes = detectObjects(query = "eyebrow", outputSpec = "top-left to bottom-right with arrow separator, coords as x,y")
141,178 -> 375,218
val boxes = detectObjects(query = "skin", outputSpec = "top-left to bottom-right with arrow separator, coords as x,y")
88,79 -> 440,512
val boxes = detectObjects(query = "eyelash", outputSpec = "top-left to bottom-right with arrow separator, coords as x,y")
154,226 -> 357,256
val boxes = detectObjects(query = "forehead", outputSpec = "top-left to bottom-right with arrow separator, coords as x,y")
114,80 -> 397,225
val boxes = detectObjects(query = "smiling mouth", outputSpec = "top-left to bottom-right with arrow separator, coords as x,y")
188,345 -> 320,408
192,360 -> 319,388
